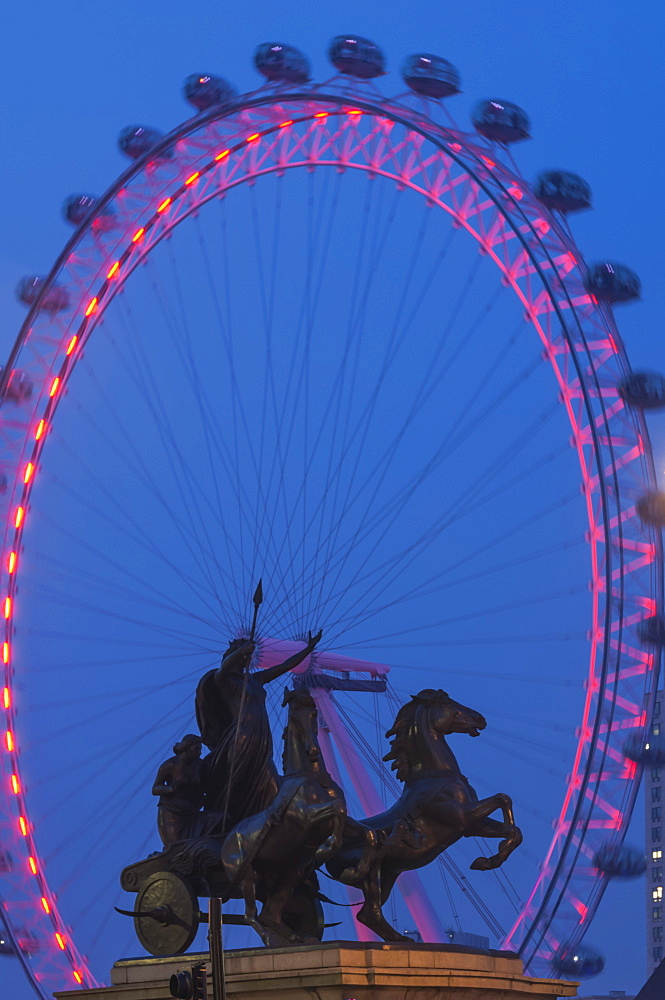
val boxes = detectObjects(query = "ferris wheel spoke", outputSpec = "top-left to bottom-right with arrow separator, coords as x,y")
28,668 -> 202,712
109,296 -> 245,617
26,550 -> 223,635
300,197 -> 438,627
316,422 -> 567,636
21,580 -> 219,656
321,486 -> 579,647
284,346 -> 553,635
264,288 -> 520,637
260,179 -> 419,632
272,177 -> 396,625
27,676 -> 201,764
159,243 -> 255,621
341,532 -> 581,622
39,703 -> 191,856
271,251 -> 490,633
42,422 -> 228,623
262,178 -> 389,628
324,581 -> 586,654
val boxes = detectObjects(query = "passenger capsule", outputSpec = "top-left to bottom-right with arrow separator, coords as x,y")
0,367 -> 34,405
118,125 -> 170,161
618,371 -> 665,410
16,276 -> 70,314
0,937 -> 15,957
328,36 -> 385,79
534,170 -> 591,213
583,262 -> 641,304
254,43 -> 310,84
402,54 -> 460,98
183,74 -> 237,111
62,194 -> 116,231
636,492 -> 665,527
624,732 -> 665,765
552,945 -> 604,979
637,615 -> 665,646
16,930 -> 41,955
472,100 -> 530,143
593,843 -> 646,879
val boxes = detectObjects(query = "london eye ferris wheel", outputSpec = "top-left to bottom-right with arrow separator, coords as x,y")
1,35 -> 663,998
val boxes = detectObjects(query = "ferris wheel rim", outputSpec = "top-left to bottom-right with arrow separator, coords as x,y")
1,82 -> 659,992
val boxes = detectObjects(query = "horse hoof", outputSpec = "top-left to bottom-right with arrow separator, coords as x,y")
470,857 -> 492,871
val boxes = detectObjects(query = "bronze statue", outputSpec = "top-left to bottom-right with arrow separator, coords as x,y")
120,630 -> 523,955
195,631 -> 322,829
325,688 -> 523,941
152,735 -> 205,848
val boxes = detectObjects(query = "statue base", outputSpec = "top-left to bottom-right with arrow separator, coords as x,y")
54,941 -> 577,1000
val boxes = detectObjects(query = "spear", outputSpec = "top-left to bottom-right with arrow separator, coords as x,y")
249,579 -> 263,641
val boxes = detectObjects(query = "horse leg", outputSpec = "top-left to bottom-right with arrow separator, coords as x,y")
314,805 -> 345,868
463,795 -> 523,871
356,865 -> 410,943
259,871 -> 310,944
339,827 -> 378,884
238,868 -> 276,947
468,816 -> 523,870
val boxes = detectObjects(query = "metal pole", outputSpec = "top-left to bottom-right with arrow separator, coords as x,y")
209,897 -> 226,1000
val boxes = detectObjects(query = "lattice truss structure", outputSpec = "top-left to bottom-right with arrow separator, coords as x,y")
0,84 -> 660,994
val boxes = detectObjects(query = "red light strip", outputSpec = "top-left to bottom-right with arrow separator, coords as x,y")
157,197 -> 172,213
35,419 -> 46,440
14,507 -> 24,528
2,644 -> 9,665
131,228 -> 145,243
106,261 -> 120,279
84,298 -> 98,317
65,336 -> 78,356
5,731 -> 13,751
185,172 -> 200,186
49,377 -> 60,398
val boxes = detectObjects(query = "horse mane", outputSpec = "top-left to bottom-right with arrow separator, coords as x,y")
383,689 -> 448,782
281,688 -> 317,771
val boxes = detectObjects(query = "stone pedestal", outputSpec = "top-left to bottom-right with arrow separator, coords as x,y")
54,942 -> 577,1000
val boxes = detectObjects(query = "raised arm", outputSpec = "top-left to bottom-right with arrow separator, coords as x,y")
259,630 -> 323,685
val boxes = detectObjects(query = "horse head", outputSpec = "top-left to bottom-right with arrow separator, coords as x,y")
384,689 -> 486,780
281,688 -> 322,773
417,688 -> 487,738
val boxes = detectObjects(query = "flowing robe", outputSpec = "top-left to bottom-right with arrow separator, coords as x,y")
195,667 -> 280,831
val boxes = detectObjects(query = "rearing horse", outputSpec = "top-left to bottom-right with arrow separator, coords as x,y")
326,688 -> 522,942
221,689 -> 347,946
